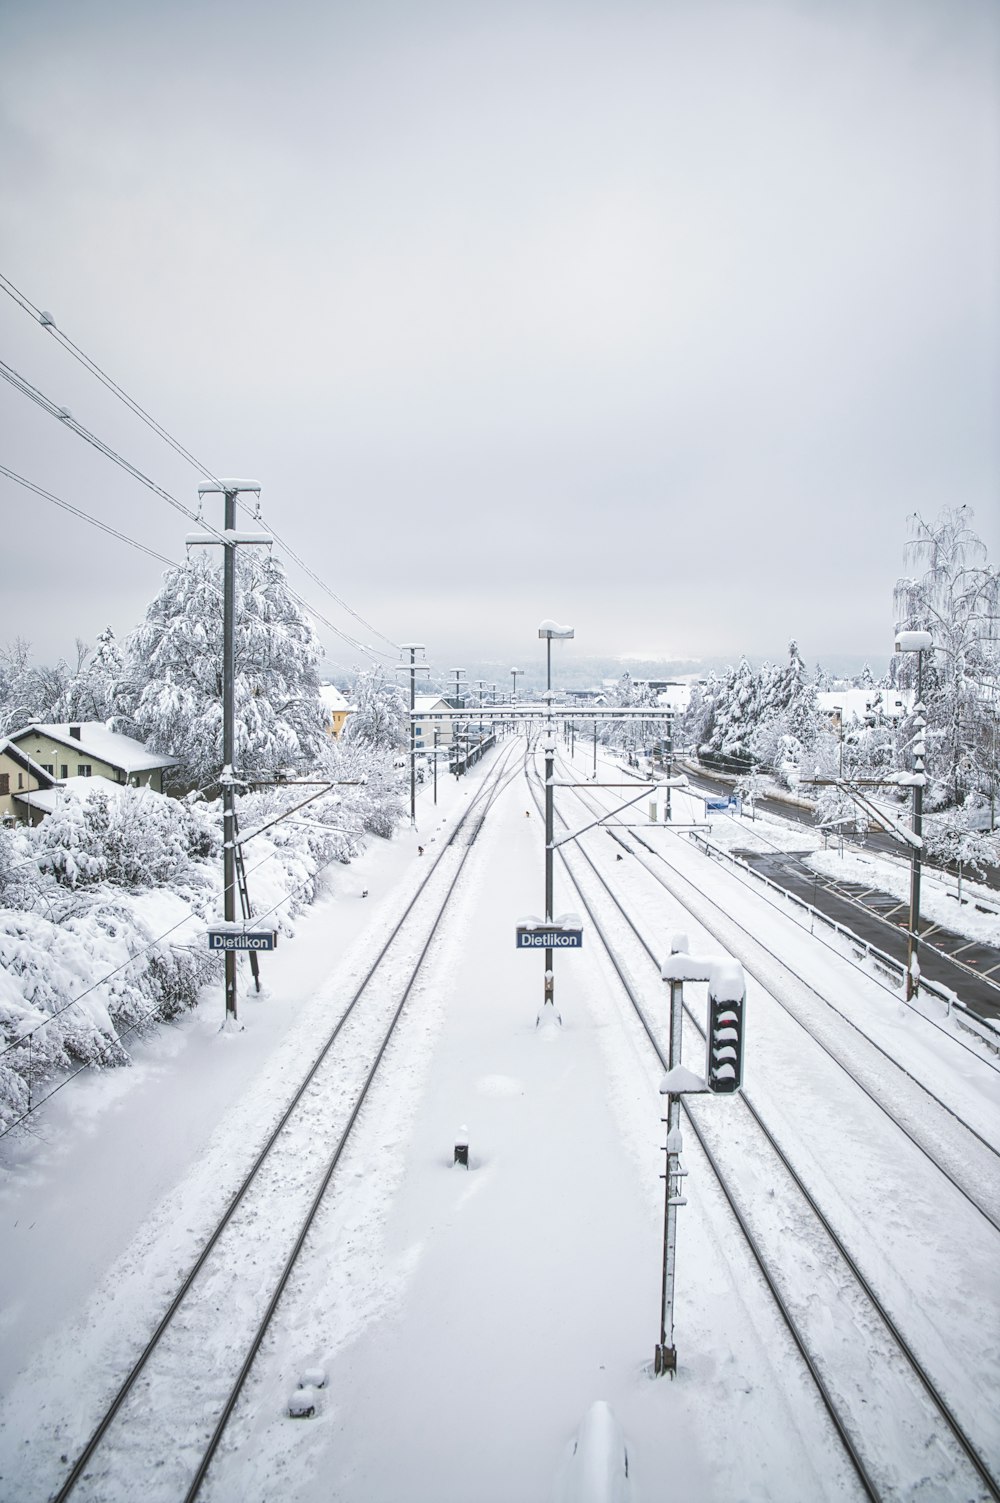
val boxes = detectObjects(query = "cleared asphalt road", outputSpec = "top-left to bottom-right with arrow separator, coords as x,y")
675,764 -> 1000,1029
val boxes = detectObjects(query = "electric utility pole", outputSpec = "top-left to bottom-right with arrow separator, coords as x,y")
189,480 -> 271,1024
399,645 -> 426,826
538,622 -> 574,1015
450,668 -> 466,709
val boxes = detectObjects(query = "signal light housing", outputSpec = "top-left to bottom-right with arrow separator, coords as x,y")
706,962 -> 745,1094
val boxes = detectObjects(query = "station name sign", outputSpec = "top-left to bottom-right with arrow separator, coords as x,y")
516,927 -> 583,950
208,930 -> 278,952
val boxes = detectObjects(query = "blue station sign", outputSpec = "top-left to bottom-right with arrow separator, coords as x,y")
516,927 -> 583,950
208,930 -> 278,952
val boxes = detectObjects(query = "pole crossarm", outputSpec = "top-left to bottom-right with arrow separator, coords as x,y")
410,706 -> 675,720
801,777 -> 922,850
550,786 -> 653,847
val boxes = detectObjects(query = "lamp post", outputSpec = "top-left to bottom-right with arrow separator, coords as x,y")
895,630 -> 932,1000
538,621 -> 574,1013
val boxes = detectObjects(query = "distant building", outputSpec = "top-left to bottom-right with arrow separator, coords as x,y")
412,695 -> 455,754
319,684 -> 354,738
816,689 -> 910,725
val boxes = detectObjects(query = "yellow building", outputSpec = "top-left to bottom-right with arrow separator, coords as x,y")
319,684 -> 354,738
0,740 -> 58,826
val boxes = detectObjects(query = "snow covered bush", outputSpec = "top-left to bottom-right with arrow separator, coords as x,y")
0,889 -> 216,1132
32,782 -> 219,891
0,749 -> 406,1133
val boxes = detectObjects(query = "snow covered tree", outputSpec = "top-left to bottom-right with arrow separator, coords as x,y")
54,627 -> 124,724
117,550 -> 328,789
343,666 -> 407,751
0,638 -> 71,734
703,657 -> 761,765
893,506 -> 999,809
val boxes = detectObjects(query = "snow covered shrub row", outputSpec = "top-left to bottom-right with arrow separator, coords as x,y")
33,783 -> 219,889
0,888 -> 214,1130
0,765 -> 404,1133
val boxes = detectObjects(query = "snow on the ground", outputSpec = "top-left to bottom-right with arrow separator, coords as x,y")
680,789 -> 1000,950
0,739 -> 997,1503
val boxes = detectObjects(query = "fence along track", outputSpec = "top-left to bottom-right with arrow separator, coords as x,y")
572,757 -> 1000,1197
530,750 -> 1000,1502
50,742 -> 523,1503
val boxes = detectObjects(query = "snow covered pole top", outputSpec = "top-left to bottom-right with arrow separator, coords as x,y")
538,621 -> 575,638
894,630 -> 933,653
197,479 -> 261,495
661,952 -> 714,982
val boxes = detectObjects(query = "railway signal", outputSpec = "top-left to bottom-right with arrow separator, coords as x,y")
706,962 -> 745,1094
656,941 -> 747,1375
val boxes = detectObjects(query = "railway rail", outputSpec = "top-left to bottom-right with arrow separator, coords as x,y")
45,742 -> 523,1503
530,747 -> 1000,1503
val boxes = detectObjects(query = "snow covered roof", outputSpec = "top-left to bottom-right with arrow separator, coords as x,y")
815,689 -> 910,722
15,775 -> 174,820
414,696 -> 452,713
11,723 -> 179,771
0,740 -> 57,787
318,684 -> 351,712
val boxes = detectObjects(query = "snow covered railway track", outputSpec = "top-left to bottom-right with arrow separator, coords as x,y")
529,758 -> 1000,1503
46,746 -> 523,1503
560,760 -> 1000,1221
621,820 -> 1000,1223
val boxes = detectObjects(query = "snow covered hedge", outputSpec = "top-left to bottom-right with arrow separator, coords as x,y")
0,764 -> 403,1134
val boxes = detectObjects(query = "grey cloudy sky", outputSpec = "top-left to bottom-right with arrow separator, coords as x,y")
2,0 -> 998,681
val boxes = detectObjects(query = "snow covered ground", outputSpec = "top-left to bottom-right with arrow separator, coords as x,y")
1,740 -> 998,1502
685,792 -> 1000,951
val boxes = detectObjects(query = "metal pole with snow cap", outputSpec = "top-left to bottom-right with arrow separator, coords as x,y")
655,942 -> 746,1373
538,621 -> 574,1019
895,630 -> 932,1000
189,479 -> 270,1025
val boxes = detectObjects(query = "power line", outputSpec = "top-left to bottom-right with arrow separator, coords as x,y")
0,270 -> 401,655
0,464 -> 177,567
0,358 -> 207,529
0,359 -> 391,659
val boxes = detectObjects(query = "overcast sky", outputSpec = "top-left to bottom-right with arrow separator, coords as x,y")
2,0 -> 998,683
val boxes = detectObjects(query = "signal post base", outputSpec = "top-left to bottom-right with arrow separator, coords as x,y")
654,1344 -> 677,1377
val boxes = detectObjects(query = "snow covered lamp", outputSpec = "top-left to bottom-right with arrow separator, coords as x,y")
894,630 -> 932,1001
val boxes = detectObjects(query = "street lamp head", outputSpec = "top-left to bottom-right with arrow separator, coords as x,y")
538,621 -> 575,639
895,630 -> 933,653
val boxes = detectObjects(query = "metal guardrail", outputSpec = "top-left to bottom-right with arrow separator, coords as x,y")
687,829 -> 1000,1051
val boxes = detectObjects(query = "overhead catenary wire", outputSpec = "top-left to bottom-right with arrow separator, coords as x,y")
0,464 -> 178,567
0,359 -> 390,658
0,359 -> 393,661
0,270 -> 401,655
